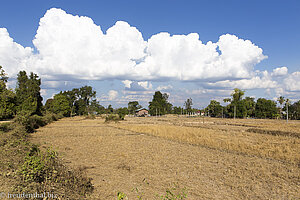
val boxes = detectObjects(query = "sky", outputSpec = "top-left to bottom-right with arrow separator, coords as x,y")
0,0 -> 299,108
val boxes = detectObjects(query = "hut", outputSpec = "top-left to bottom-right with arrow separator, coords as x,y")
135,108 -> 149,117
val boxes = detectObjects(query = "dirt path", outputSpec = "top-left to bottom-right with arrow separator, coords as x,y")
31,117 -> 299,199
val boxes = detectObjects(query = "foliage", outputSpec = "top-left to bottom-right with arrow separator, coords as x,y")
105,114 -> 122,122
14,113 -> 62,133
207,100 -> 223,117
184,98 -> 193,113
106,104 -> 114,114
116,107 -> 129,120
51,93 -> 71,116
172,106 -> 183,115
117,192 -> 127,200
90,99 -> 105,114
290,100 -> 300,120
0,66 -> 16,119
242,97 -> 256,118
149,91 -> 173,116
128,101 -> 142,115
156,184 -> 187,200
254,98 -> 278,119
15,71 -> 43,116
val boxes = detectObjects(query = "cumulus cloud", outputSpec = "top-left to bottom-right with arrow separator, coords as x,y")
271,66 -> 288,76
124,81 -> 152,91
284,71 -> 300,91
0,28 -> 33,76
206,70 -> 277,89
0,8 -> 268,83
156,84 -> 173,91
108,90 -> 118,100
122,80 -> 132,88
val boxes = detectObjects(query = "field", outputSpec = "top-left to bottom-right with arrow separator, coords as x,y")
31,115 -> 300,199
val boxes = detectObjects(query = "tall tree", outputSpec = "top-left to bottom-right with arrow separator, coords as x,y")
15,71 -> 43,116
51,93 -> 71,117
149,91 -> 172,116
242,97 -> 256,118
255,98 -> 277,119
223,88 -> 246,118
290,100 -> 300,120
207,100 -> 223,117
0,66 -> 16,119
184,98 -> 193,113
277,96 -> 285,119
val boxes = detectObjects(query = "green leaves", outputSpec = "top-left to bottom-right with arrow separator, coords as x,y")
149,91 -> 173,116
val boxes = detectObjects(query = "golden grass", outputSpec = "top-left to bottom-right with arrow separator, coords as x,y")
31,116 -> 300,199
112,123 -> 300,164
111,118 -> 300,164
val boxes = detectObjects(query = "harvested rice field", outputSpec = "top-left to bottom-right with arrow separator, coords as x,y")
31,115 -> 300,199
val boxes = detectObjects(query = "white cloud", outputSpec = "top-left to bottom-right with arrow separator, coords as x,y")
108,90 -> 118,100
271,66 -> 288,76
156,84 -> 173,91
0,8 -> 267,83
124,80 -> 152,91
122,80 -> 132,88
206,70 -> 277,90
284,71 -> 300,91
0,28 -> 33,76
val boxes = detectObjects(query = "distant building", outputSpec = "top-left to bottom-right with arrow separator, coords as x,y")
135,108 -> 149,117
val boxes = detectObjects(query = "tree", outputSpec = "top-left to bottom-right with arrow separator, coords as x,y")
242,97 -> 256,118
128,101 -> 142,115
277,96 -> 285,119
207,100 -> 223,117
116,107 -> 129,120
172,106 -> 183,115
223,88 -> 246,118
184,98 -> 193,113
148,91 -> 172,116
290,100 -> 300,120
0,66 -> 16,119
15,71 -> 43,116
254,98 -> 277,119
90,99 -> 105,114
51,93 -> 71,117
0,66 -> 8,93
106,105 -> 113,114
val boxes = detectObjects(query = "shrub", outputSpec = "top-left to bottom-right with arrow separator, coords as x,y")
105,114 -> 122,122
84,114 -> 96,120
0,122 -> 14,132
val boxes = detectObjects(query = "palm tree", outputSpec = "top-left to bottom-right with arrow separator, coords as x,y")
277,96 -> 285,119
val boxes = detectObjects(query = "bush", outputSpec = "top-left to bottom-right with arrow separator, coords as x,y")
17,147 -> 94,198
105,114 -> 122,122
84,114 -> 96,120
0,122 -> 14,132
14,113 -> 63,133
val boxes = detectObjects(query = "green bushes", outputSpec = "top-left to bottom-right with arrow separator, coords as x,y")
0,113 -> 94,199
105,114 -> 123,122
0,122 -> 14,132
14,113 -> 63,133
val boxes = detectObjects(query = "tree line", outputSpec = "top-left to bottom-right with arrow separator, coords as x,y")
0,65 -> 299,120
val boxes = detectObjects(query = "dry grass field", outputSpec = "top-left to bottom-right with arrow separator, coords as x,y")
31,115 -> 300,199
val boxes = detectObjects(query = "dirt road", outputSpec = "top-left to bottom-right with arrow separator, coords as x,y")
31,117 -> 300,199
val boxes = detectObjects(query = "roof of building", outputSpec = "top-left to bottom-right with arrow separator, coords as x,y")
136,108 -> 148,112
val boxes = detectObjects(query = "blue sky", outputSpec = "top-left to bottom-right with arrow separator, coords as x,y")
0,0 -> 299,108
